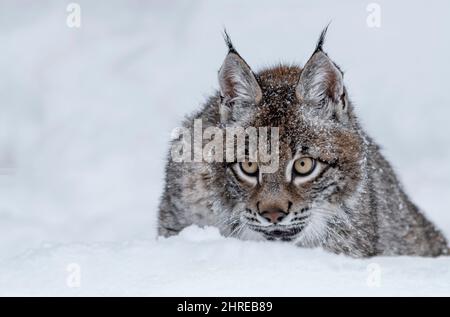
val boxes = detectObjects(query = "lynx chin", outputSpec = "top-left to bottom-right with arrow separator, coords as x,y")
158,27 -> 449,257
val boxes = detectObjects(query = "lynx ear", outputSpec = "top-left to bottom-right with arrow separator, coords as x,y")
218,34 -> 262,105
296,28 -> 346,113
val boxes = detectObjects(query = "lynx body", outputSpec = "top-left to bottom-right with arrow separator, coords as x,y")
158,29 -> 448,257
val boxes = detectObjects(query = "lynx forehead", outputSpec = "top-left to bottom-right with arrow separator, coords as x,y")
158,27 -> 449,258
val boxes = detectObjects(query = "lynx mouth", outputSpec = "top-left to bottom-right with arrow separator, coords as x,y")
248,224 -> 305,242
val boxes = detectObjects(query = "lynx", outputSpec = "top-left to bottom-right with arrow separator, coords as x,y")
158,28 -> 448,257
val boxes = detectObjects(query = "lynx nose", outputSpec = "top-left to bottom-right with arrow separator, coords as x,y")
260,208 -> 287,224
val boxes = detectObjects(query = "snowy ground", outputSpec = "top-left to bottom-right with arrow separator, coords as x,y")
0,1 -> 450,296
2,226 -> 450,296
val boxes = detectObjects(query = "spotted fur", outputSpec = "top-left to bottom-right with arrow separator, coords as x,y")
158,29 -> 448,257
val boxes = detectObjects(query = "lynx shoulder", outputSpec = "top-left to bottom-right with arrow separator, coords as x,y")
158,28 -> 449,257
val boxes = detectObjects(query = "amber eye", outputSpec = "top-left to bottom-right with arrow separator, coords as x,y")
293,157 -> 316,176
240,161 -> 259,176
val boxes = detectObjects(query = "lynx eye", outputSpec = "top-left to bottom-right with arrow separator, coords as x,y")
240,161 -> 259,176
293,157 -> 316,176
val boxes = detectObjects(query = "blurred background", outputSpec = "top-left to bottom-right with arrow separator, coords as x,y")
1,0 -> 449,260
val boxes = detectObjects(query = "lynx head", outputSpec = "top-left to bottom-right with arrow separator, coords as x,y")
211,28 -> 364,245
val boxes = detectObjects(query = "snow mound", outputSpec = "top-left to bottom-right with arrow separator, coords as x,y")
1,226 -> 449,296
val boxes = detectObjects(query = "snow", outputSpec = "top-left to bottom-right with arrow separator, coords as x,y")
1,225 -> 450,296
1,0 -> 450,296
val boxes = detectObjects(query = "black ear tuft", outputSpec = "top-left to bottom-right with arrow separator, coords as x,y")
222,29 -> 238,54
218,31 -> 262,106
314,23 -> 331,53
296,24 -> 345,109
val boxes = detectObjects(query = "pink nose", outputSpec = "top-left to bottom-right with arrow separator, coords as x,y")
260,208 -> 287,224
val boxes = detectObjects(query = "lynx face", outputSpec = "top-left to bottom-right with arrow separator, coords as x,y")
215,31 -> 363,244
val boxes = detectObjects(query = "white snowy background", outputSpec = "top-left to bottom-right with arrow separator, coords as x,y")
0,0 -> 449,296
